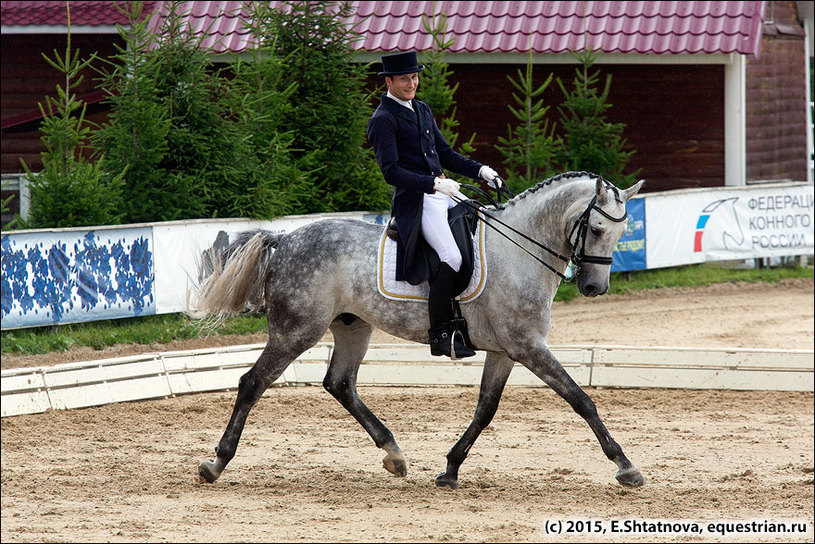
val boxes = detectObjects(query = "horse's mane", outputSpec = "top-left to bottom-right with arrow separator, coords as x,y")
495,170 -> 606,210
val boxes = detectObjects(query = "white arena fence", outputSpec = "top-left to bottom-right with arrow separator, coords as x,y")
2,343 -> 812,417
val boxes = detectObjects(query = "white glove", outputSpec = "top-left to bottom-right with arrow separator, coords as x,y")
433,176 -> 461,197
479,165 -> 502,188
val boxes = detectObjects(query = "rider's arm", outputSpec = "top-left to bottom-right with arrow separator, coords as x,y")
367,112 -> 436,194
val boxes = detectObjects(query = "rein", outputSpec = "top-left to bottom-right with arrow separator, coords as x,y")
453,179 -> 628,281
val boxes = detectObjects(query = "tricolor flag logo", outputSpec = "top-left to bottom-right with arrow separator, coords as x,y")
694,198 -> 743,252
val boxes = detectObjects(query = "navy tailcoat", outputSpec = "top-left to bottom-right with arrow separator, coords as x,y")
367,94 -> 482,284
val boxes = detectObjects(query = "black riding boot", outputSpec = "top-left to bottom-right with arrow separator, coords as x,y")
428,263 -> 476,359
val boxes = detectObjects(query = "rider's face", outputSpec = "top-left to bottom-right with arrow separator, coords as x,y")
386,73 -> 419,101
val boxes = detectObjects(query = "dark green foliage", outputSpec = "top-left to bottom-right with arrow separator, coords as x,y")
228,2 -> 307,216
495,53 -> 561,193
95,1 -> 300,223
258,1 -> 391,213
23,1 -> 427,226
143,3 -> 246,220
1,193 -> 19,230
20,6 -> 125,229
417,10 -> 476,155
553,50 -> 640,188
92,2 -> 175,222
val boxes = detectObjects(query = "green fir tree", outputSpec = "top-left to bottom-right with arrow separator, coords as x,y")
95,1 -> 294,222
495,52 -> 561,192
20,3 -> 124,228
553,50 -> 639,188
417,9 -> 476,155
262,1 -> 390,213
92,1 -> 172,223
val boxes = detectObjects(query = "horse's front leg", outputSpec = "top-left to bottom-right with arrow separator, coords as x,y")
436,351 -> 515,489
512,342 -> 645,487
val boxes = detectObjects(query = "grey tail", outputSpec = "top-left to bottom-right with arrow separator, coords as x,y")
188,230 -> 282,320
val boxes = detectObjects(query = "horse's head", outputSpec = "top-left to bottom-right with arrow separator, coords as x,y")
568,177 -> 644,297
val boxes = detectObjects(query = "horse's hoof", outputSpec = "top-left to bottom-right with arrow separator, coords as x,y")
435,473 -> 459,489
198,459 -> 222,483
382,453 -> 407,477
615,466 -> 645,487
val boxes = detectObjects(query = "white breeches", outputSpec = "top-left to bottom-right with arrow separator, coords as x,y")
422,192 -> 462,272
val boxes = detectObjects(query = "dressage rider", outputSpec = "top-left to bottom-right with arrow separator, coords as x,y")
367,51 -> 502,359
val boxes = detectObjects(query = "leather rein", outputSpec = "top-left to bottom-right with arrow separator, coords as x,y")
451,178 -> 628,281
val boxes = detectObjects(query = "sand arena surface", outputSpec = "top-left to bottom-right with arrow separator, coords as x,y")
1,279 -> 813,542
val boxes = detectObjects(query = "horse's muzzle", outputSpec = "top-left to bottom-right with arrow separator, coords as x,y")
577,275 -> 608,297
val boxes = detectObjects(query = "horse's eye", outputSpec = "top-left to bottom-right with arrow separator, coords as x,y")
591,226 -> 602,237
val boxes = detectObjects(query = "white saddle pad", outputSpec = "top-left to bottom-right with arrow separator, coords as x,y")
377,217 -> 487,303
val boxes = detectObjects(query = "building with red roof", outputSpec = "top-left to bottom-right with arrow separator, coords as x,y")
2,1 -> 812,223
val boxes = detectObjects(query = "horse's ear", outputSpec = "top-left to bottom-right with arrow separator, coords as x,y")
595,177 -> 609,204
623,179 -> 645,202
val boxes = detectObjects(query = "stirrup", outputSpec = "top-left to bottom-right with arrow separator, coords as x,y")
429,326 -> 475,360
450,328 -> 475,360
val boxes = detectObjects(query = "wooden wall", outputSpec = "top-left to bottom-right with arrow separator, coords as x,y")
745,0 -> 810,182
1,34 -> 121,173
368,63 -> 725,193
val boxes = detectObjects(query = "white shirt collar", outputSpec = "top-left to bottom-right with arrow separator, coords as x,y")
387,90 -> 414,111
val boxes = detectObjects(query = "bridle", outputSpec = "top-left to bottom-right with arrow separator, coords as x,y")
568,192 -> 629,268
451,178 -> 628,281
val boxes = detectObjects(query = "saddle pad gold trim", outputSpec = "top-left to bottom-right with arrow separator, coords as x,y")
377,215 -> 487,303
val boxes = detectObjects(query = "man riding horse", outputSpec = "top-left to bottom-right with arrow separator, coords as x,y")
367,51 -> 502,360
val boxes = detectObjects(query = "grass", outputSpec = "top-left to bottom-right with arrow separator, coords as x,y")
553,261 -> 814,302
2,262 -> 812,357
2,313 -> 267,357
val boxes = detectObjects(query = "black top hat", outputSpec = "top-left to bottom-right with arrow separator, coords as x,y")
378,51 -> 425,76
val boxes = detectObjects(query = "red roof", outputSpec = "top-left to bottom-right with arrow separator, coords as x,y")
353,1 -> 767,55
2,1 -> 766,56
0,1 -> 157,27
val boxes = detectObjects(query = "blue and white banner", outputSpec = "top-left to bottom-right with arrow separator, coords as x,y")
1,228 -> 155,329
612,197 -> 647,272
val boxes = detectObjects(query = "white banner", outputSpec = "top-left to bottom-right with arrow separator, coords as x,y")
153,212 -> 390,314
645,183 -> 813,269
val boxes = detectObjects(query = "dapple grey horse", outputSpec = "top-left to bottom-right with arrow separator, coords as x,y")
192,171 -> 645,490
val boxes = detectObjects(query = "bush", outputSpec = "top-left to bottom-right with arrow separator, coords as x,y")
258,1 -> 391,213
495,53 -> 561,192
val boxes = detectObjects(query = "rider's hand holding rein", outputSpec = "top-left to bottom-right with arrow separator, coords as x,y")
433,177 -> 468,202
433,176 -> 464,199
479,165 -> 502,188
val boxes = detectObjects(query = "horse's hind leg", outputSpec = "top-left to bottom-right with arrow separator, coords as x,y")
323,316 -> 407,477
436,352 -> 515,489
199,339 -> 306,483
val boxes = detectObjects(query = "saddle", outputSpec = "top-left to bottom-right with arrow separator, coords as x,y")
386,202 -> 480,296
